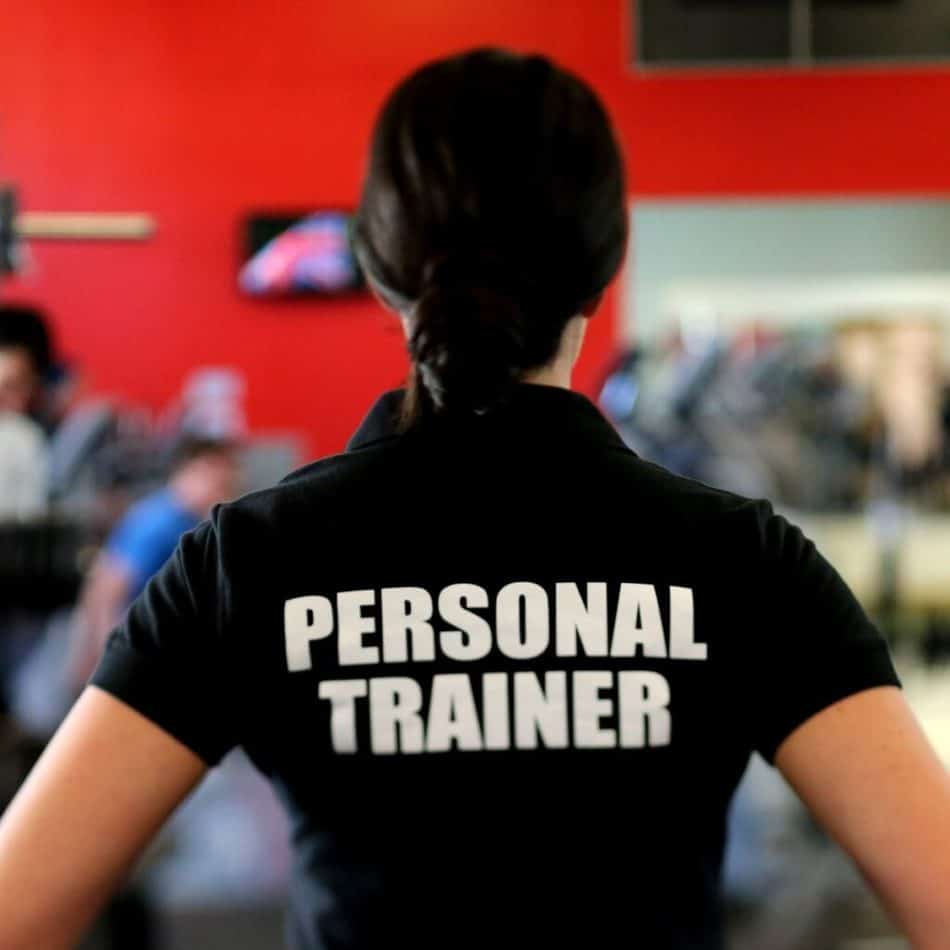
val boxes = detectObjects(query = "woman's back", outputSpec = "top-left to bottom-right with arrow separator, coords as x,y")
90,382 -> 897,948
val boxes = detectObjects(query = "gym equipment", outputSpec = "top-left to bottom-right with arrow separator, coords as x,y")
0,520 -> 86,609
0,184 -> 155,274
599,335 -> 880,512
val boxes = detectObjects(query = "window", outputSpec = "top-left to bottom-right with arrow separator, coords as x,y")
635,0 -> 950,68
813,0 -> 950,61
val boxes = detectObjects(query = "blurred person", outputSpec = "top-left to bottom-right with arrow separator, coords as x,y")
0,305 -> 53,517
15,435 -> 241,950
68,436 -> 242,687
0,304 -> 51,418
0,413 -> 48,519
1,48 -> 949,950
0,306 -> 54,716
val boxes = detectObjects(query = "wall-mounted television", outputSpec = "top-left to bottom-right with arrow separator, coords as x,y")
240,211 -> 366,297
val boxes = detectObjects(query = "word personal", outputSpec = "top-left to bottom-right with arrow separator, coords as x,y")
283,581 -> 708,755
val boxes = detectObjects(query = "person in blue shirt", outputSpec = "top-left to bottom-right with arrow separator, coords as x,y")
69,437 -> 241,684
105,486 -> 205,604
23,435 -> 240,950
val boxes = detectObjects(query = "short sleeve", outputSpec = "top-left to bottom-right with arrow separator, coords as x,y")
744,501 -> 901,764
89,517 -> 239,766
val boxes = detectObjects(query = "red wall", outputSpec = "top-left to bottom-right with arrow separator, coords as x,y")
5,1 -> 950,457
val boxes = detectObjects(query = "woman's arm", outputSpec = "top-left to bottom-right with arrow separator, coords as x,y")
776,685 -> 950,949
0,686 -> 207,950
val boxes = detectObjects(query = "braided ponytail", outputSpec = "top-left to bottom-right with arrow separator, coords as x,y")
353,47 -> 627,427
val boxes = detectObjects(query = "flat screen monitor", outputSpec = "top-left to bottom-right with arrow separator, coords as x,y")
240,211 -> 366,297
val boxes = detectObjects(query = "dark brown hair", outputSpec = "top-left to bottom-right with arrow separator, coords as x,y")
0,304 -> 53,376
169,436 -> 237,473
353,48 -> 627,425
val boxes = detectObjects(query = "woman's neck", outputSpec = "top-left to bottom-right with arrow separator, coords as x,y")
521,315 -> 586,390
521,363 -> 572,390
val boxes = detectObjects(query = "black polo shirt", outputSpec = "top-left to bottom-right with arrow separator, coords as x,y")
91,383 -> 900,950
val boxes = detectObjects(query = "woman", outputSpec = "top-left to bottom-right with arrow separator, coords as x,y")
1,48 -> 949,950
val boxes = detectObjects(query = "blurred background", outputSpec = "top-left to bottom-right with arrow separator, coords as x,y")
2,2 -> 950,948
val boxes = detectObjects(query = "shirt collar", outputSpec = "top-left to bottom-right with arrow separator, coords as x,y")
346,383 -> 628,454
